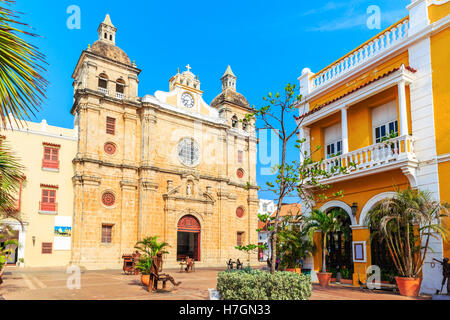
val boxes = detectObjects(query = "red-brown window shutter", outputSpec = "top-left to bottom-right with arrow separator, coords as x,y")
237,232 -> 244,246
106,117 -> 116,135
102,224 -> 113,243
42,146 -> 59,169
42,242 -> 53,254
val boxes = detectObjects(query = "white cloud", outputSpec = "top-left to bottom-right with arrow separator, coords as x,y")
306,8 -> 407,32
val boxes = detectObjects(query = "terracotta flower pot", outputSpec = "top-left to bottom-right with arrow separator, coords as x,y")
317,272 -> 332,287
395,277 -> 422,297
340,279 -> 353,285
286,268 -> 296,273
141,274 -> 150,287
295,268 -> 302,274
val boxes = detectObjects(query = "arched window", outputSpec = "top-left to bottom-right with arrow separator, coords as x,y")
98,73 -> 108,94
242,119 -> 249,131
231,115 -> 238,128
104,33 -> 107,39
110,35 -> 113,41
116,79 -> 125,99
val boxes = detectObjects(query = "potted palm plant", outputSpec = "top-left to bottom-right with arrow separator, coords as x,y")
134,236 -> 169,286
304,209 -> 344,287
277,216 -> 314,274
365,188 -> 449,297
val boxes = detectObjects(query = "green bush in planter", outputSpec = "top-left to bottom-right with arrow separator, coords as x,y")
217,270 -> 312,300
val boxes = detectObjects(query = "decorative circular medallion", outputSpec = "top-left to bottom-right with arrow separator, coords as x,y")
102,192 -> 115,207
236,207 -> 244,218
237,168 -> 244,179
104,142 -> 116,155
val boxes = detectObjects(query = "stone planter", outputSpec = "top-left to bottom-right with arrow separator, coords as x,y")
395,277 -> 422,297
317,272 -> 332,287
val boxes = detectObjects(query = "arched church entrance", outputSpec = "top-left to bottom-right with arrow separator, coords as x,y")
177,215 -> 201,261
324,207 -> 353,281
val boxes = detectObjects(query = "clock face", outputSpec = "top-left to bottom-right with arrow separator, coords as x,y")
181,92 -> 195,108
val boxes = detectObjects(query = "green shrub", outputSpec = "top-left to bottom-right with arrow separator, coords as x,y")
217,270 -> 312,300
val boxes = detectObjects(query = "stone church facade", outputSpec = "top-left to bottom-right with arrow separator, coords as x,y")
70,15 -> 259,269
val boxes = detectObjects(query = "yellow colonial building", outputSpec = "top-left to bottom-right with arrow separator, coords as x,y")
297,0 -> 449,294
69,15 -> 259,269
1,120 -> 78,267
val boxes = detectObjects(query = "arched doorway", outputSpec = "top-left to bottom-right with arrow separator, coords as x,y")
325,208 -> 353,281
177,215 -> 201,261
360,192 -> 398,283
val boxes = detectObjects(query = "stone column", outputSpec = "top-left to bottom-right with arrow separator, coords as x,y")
398,80 -> 409,137
350,226 -> 371,287
341,107 -> 349,154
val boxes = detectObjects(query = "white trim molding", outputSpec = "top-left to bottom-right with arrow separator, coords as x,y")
319,200 -> 357,226
358,192 -> 397,226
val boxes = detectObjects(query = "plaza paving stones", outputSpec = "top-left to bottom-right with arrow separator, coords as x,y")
0,267 -> 429,300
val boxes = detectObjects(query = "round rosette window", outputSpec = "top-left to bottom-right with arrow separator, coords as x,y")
237,168 -> 245,179
177,138 -> 200,166
104,142 -> 117,155
236,207 -> 245,218
102,192 -> 116,207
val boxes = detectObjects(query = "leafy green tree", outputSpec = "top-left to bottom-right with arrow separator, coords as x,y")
245,83 -> 351,274
0,0 -> 47,126
304,209 -> 345,273
365,188 -> 450,278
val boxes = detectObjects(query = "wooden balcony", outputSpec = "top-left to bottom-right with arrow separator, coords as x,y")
42,159 -> 59,170
39,202 -> 58,213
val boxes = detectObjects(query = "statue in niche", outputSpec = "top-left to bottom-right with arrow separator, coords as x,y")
186,182 -> 193,197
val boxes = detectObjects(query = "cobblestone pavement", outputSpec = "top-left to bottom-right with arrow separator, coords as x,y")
0,267 -> 429,300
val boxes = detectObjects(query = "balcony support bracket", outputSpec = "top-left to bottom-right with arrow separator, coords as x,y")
401,162 -> 418,189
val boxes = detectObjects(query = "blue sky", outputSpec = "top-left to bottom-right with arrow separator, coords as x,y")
14,0 -> 410,202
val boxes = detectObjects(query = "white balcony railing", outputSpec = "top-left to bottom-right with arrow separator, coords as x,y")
311,18 -> 410,92
316,135 -> 416,180
115,92 -> 125,100
98,87 -> 109,95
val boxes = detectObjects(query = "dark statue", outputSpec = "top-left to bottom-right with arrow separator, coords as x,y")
433,258 -> 450,295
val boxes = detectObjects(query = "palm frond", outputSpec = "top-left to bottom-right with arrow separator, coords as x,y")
0,0 -> 47,128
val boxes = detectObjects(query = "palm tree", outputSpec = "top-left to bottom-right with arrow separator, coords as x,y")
0,0 -> 47,127
134,236 -> 170,275
0,141 -> 24,222
365,188 -> 449,279
277,215 -> 314,269
304,209 -> 345,273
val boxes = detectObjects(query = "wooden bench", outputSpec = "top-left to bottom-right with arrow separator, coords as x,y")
148,253 -> 181,292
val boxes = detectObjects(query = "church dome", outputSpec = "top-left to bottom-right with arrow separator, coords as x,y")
211,88 -> 250,109
90,40 -> 131,66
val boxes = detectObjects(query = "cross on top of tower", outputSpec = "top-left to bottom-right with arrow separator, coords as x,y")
186,64 -> 192,72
